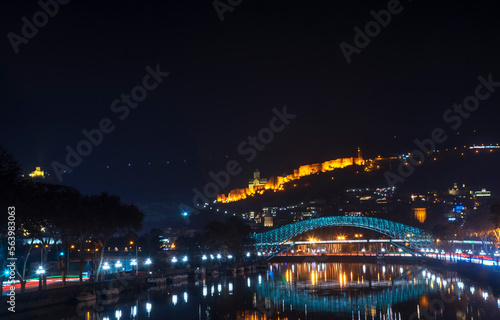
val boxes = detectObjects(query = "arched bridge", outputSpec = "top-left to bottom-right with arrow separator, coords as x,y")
251,216 -> 434,250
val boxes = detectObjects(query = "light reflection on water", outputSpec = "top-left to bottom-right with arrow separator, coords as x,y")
14,263 -> 500,320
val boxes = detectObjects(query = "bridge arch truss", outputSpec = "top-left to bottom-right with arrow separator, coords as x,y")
251,216 -> 434,250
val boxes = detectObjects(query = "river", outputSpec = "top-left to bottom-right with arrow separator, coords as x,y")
13,262 -> 500,320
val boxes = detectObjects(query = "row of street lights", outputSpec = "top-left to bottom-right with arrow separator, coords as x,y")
170,252 -> 252,263
102,258 -> 152,273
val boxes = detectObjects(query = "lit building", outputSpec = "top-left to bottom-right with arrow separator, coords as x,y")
448,183 -> 470,197
249,169 -> 268,189
263,212 -> 273,227
28,167 -> 45,179
217,149 -> 366,203
412,208 -> 427,223
474,188 -> 491,197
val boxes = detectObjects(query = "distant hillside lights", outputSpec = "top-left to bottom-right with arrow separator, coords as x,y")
217,149 -> 365,203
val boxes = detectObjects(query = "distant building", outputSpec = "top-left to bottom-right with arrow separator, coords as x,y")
28,167 -> 45,179
412,208 -> 427,223
249,169 -> 268,189
448,183 -> 470,197
263,211 -> 273,227
474,188 -> 491,197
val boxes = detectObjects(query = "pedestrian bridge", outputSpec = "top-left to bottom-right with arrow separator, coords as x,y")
251,216 -> 434,250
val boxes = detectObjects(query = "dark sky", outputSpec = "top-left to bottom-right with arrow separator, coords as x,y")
1,0 -> 499,231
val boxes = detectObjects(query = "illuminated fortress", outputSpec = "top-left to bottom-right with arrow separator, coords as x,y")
217,149 -> 365,203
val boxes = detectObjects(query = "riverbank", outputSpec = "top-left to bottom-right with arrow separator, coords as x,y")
0,274 -> 148,316
0,261 -> 265,316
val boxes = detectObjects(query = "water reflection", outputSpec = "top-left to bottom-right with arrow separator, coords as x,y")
10,262 -> 500,320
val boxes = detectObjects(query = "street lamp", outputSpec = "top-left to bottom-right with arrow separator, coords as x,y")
36,266 -> 45,275
36,266 -> 45,290
130,241 -> 138,275
145,258 -> 152,273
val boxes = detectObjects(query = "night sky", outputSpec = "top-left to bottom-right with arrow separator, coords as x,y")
2,1 -> 499,231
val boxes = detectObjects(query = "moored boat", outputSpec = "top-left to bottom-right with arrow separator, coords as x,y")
75,291 -> 96,302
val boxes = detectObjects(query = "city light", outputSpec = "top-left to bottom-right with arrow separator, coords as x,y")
182,256 -> 188,262
145,258 -> 152,265
246,252 -> 250,257
227,255 -> 233,259
131,306 -> 137,317
103,262 -> 110,270
172,257 -> 178,263
202,255 -> 207,260
216,254 -> 221,259
36,266 -> 45,275
131,259 -> 137,266
115,261 -> 123,268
